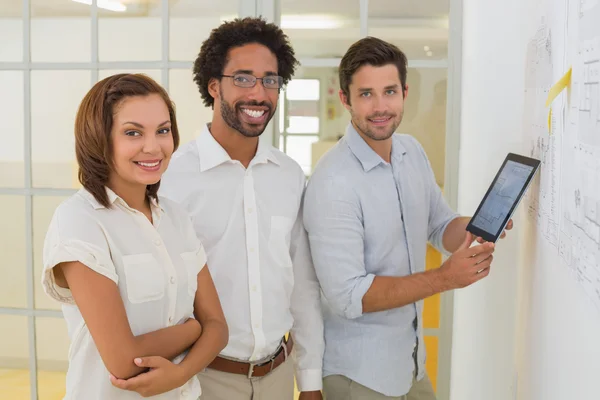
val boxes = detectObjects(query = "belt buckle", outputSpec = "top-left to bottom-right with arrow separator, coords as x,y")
269,357 -> 276,373
248,339 -> 286,378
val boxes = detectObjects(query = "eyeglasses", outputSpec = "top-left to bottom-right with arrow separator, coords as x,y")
221,73 -> 283,89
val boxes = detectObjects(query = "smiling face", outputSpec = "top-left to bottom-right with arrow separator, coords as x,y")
108,94 -> 174,192
211,43 -> 280,138
340,63 -> 408,142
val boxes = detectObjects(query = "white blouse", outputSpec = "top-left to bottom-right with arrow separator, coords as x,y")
41,187 -> 206,400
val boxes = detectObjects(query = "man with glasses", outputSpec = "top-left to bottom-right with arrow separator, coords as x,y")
159,17 -> 324,400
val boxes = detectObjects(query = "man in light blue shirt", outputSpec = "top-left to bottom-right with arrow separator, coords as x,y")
303,37 -> 505,399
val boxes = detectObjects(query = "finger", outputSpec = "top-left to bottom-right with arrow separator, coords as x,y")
471,255 -> 493,274
134,356 -> 167,369
500,231 -> 506,239
458,232 -> 474,251
110,374 -> 137,391
111,371 -> 153,391
474,266 -> 491,280
462,242 -> 495,258
472,252 -> 493,266
506,219 -> 513,229
476,237 -> 485,244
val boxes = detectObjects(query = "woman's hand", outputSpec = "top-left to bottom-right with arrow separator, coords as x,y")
109,356 -> 189,397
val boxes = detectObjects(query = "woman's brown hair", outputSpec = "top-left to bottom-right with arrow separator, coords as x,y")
74,73 -> 180,208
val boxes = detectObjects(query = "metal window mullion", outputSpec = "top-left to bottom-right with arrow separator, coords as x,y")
283,132 -> 321,137
0,61 -> 198,71
161,0 -> 169,89
0,308 -> 62,318
91,0 -> 98,83
22,0 -> 38,398
0,62 -> 27,70
437,0 -> 464,397
0,188 -> 78,196
282,132 -> 287,152
2,61 -> 195,70
360,0 -> 369,38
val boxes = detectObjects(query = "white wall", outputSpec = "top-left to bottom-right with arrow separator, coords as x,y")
450,0 -> 533,399
452,0 -> 600,399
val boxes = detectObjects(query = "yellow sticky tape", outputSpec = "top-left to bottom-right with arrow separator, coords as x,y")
546,67 -> 572,107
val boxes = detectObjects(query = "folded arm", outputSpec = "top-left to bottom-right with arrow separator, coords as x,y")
57,261 -> 202,379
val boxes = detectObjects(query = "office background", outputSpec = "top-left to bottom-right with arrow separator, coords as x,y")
0,0 -> 452,398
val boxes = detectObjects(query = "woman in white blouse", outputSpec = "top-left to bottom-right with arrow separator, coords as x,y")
41,73 -> 228,399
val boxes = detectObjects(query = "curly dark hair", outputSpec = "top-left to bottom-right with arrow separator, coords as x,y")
193,17 -> 299,108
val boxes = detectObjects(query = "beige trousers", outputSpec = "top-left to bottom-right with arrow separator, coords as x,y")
323,373 -> 437,400
198,356 -> 295,400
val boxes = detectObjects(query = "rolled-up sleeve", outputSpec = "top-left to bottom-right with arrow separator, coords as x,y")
42,210 -> 118,305
303,175 -> 374,320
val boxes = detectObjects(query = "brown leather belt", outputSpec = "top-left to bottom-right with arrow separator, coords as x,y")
207,336 -> 293,378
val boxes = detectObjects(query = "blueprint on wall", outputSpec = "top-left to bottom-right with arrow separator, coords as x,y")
524,19 -> 561,248
524,0 -> 600,311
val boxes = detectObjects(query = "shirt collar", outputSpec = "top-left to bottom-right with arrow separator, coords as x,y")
195,123 -> 280,172
345,123 -> 407,172
82,187 -> 164,217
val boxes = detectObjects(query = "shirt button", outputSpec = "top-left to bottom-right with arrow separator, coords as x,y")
181,389 -> 188,397
247,207 -> 253,213
169,316 -> 173,323
154,239 -> 161,246
254,323 -> 259,329
251,285 -> 257,292
249,248 -> 254,253
170,276 -> 175,284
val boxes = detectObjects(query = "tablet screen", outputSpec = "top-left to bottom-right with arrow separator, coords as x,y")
467,154 -> 540,242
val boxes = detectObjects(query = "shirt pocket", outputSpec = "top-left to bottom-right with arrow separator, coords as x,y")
269,216 -> 294,269
122,253 -> 165,304
180,251 -> 201,298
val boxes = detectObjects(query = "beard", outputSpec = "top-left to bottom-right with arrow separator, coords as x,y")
219,89 -> 275,138
351,109 -> 403,141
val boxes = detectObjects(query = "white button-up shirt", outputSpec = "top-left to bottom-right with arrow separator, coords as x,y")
41,188 -> 205,400
159,124 -> 324,391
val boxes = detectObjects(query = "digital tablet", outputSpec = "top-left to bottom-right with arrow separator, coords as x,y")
466,153 -> 540,243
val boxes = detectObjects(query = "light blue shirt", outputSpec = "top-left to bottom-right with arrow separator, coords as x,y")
303,123 -> 459,397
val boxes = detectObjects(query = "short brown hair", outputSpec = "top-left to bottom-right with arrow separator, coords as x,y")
193,17 -> 299,108
339,37 -> 408,104
74,74 -> 180,208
